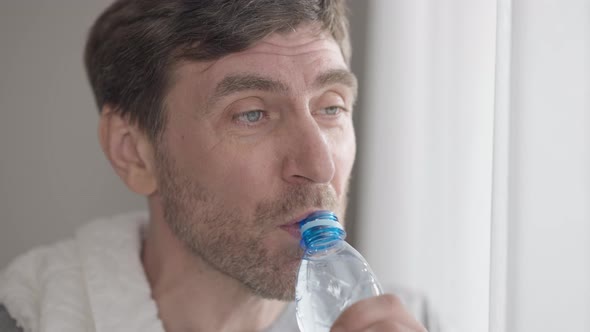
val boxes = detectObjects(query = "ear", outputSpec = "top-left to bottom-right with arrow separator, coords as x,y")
98,105 -> 158,196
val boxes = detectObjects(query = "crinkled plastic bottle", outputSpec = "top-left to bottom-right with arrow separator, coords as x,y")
295,211 -> 383,332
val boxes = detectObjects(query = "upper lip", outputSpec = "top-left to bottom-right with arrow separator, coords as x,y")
281,209 -> 323,227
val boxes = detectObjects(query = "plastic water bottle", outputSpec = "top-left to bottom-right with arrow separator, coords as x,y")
295,211 -> 383,332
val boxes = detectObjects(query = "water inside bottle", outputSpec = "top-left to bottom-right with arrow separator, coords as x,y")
295,245 -> 382,332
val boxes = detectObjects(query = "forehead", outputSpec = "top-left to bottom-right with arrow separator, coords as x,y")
237,24 -> 344,61
169,25 -> 349,101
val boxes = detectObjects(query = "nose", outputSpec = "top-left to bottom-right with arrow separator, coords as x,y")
281,115 -> 336,185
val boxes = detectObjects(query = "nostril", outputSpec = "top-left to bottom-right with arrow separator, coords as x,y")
282,157 -> 335,185
281,120 -> 336,184
289,174 -> 317,185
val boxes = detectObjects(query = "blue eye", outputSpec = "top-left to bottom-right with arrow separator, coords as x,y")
324,106 -> 341,115
237,110 -> 264,123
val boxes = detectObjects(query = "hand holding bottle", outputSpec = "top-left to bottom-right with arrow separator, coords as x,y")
295,211 -> 426,332
330,294 -> 427,332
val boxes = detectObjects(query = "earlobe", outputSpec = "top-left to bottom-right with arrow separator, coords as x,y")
98,106 -> 158,196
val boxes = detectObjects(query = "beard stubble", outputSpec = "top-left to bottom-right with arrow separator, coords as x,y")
155,148 -> 346,300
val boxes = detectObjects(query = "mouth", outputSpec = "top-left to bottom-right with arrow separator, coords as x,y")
279,209 -> 322,239
279,223 -> 301,239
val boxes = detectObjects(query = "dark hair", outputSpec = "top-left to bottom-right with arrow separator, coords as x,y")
84,0 -> 351,141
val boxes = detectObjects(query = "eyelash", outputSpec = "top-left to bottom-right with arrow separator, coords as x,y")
316,105 -> 347,116
232,105 -> 348,128
233,110 -> 268,127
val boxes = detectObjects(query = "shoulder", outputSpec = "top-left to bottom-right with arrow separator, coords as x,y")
0,211 -> 149,331
0,304 -> 23,332
0,238 -> 79,331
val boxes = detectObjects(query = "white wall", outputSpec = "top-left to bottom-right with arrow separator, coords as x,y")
504,0 -> 590,330
356,1 -> 496,331
0,1 -> 146,269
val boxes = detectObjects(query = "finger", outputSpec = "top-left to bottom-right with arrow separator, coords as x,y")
331,294 -> 404,331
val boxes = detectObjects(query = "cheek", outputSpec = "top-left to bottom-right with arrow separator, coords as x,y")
202,143 -> 278,201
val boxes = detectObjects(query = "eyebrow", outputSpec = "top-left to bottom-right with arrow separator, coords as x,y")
208,74 -> 288,108
313,69 -> 358,100
208,68 -> 358,108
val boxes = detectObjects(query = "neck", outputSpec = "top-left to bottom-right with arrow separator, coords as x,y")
141,199 -> 288,332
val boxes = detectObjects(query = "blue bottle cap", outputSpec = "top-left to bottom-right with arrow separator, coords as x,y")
299,210 -> 346,249
299,210 -> 340,229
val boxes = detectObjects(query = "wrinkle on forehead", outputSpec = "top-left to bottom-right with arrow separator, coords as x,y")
175,25 -> 342,77
258,23 -> 329,48
164,24 -> 349,115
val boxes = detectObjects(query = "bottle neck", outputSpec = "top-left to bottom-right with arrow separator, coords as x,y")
299,211 -> 347,251
301,226 -> 346,251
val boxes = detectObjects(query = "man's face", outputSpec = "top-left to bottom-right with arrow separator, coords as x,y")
154,24 -> 357,300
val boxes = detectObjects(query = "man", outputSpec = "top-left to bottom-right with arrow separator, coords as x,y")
0,1 -> 431,331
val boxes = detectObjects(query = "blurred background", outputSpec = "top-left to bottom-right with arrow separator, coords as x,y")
1,1 -> 588,331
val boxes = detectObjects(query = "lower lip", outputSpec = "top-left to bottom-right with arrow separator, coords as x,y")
280,224 -> 301,239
